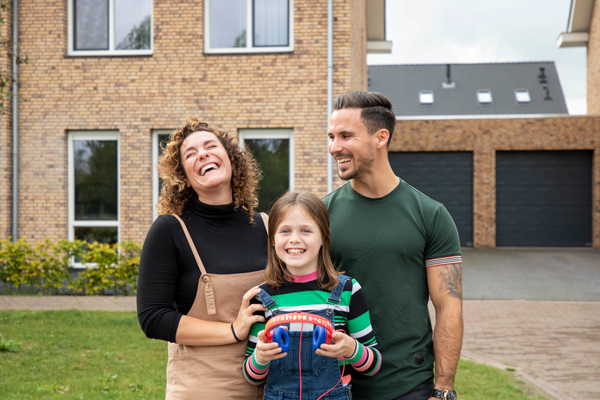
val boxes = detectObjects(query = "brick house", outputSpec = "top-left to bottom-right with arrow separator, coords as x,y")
0,0 -> 390,245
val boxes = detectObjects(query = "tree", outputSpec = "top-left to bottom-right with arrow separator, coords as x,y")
116,15 -> 151,50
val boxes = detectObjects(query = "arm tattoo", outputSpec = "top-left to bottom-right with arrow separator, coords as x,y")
437,263 -> 463,299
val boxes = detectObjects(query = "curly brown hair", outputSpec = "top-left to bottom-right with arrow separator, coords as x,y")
156,117 -> 262,222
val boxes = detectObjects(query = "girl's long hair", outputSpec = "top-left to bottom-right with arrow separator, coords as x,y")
265,191 -> 340,290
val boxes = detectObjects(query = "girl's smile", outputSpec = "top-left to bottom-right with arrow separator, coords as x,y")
273,206 -> 323,277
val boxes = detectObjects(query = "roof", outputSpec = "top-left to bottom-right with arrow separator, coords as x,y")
368,62 -> 569,118
557,0 -> 593,47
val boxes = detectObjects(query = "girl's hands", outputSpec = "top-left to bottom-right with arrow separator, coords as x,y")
254,329 -> 288,364
315,331 -> 357,359
232,286 -> 266,341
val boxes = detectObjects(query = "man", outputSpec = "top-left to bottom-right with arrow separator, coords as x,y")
323,91 -> 463,400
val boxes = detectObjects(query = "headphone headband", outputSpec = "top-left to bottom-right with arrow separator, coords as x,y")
265,311 -> 334,333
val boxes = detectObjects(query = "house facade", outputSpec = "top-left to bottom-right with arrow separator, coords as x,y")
1,0 -> 389,245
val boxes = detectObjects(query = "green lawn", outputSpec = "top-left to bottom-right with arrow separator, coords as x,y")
0,310 -> 552,399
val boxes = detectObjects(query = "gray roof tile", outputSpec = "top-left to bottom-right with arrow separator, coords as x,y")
368,62 -> 569,117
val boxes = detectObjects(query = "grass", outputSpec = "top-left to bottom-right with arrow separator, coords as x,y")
0,310 -> 165,399
0,310 -> 553,400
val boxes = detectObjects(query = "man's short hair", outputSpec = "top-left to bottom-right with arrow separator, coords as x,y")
333,91 -> 396,148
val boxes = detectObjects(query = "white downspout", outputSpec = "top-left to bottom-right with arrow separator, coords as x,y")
327,0 -> 333,193
12,0 -> 19,241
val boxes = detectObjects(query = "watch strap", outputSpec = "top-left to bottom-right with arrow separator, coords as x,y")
431,389 -> 446,399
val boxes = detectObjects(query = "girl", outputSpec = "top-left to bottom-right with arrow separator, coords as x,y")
243,191 -> 381,400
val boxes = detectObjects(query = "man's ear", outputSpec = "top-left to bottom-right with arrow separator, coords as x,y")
375,129 -> 390,149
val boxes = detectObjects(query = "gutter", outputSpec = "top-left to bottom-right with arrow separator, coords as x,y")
327,0 -> 333,193
12,0 -> 18,241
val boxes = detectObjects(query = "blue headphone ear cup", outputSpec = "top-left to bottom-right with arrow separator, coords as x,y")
272,327 -> 290,353
312,326 -> 328,350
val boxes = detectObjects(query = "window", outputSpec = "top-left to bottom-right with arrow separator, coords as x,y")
205,0 -> 294,53
238,129 -> 294,213
477,90 -> 492,104
515,89 -> 531,103
419,91 -> 434,104
152,130 -> 171,219
68,0 -> 153,56
68,132 -> 120,250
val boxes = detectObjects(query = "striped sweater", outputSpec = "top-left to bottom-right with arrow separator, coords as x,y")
243,272 -> 382,386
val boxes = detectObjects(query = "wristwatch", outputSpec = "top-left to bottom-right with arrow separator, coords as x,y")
431,388 -> 457,400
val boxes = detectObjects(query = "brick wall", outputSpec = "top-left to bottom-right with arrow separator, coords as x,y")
0,4 -> 13,239
392,116 -> 600,248
10,0 -> 364,243
588,0 -> 600,115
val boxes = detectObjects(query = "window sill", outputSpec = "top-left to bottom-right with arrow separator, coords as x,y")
66,50 -> 153,57
204,47 -> 294,55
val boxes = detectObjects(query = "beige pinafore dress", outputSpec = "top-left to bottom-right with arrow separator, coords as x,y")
166,214 -> 266,400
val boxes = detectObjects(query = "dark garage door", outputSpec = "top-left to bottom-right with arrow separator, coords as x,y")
496,151 -> 592,247
389,151 -> 473,247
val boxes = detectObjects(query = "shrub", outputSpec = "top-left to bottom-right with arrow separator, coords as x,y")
0,238 -> 142,295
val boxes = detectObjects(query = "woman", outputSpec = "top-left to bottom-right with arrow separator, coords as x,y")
137,117 -> 267,399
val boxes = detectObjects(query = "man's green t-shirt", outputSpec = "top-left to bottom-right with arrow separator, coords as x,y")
323,180 -> 462,400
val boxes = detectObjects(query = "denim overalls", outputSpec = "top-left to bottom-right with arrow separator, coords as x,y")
258,275 -> 352,400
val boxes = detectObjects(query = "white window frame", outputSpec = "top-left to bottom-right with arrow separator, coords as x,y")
68,131 -> 120,266
477,90 -> 493,104
204,0 -> 294,54
419,91 -> 434,105
67,0 -> 154,56
238,129 -> 294,191
152,130 -> 172,220
515,89 -> 532,103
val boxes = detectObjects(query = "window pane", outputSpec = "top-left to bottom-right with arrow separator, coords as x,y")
74,140 -> 118,220
115,0 -> 152,50
254,0 -> 289,47
75,227 -> 118,244
245,139 -> 289,213
75,0 -> 109,50
210,0 -> 247,48
157,134 -> 170,200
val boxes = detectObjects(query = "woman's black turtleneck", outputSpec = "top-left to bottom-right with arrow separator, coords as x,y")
137,198 -> 268,342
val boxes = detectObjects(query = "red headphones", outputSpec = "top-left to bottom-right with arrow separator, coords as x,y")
265,311 -> 334,353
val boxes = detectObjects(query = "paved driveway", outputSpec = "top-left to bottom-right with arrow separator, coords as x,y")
456,248 -> 600,400
462,248 -> 600,301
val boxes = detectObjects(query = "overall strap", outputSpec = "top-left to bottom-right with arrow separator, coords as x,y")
260,212 -> 269,234
172,214 -> 216,315
258,288 -> 281,315
326,274 -> 350,306
171,214 -> 208,275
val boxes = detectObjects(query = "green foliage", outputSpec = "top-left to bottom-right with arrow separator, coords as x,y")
0,332 -> 21,352
0,238 -> 142,296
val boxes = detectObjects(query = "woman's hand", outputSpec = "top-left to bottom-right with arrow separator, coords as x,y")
232,286 -> 266,341
254,329 -> 287,364
315,331 -> 357,359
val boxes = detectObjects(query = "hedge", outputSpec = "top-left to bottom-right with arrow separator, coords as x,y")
0,238 -> 142,295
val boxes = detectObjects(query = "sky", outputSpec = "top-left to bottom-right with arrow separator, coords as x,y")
367,0 -> 587,115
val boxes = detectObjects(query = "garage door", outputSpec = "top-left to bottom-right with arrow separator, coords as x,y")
496,151 -> 593,247
389,151 -> 473,247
